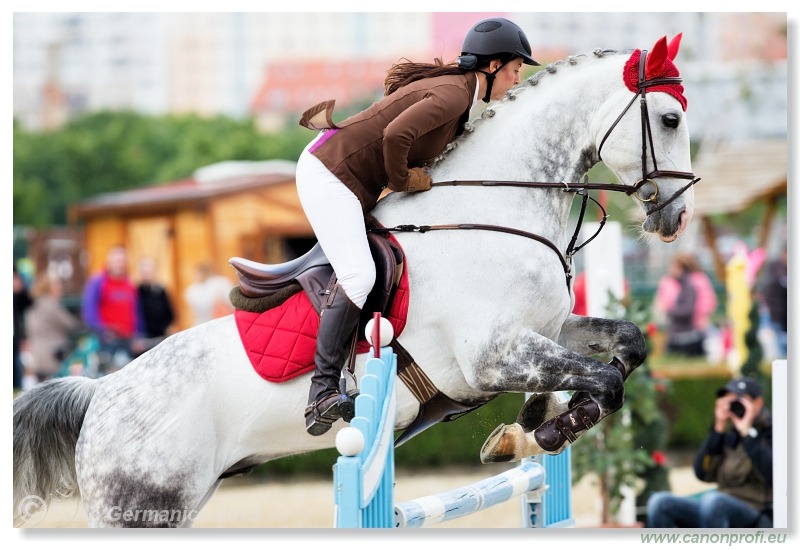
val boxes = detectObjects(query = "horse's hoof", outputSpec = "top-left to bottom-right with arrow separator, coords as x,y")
480,423 -> 526,464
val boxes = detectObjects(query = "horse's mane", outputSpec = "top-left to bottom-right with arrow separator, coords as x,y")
429,48 -> 634,167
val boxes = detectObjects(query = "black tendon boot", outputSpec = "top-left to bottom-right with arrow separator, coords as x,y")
305,285 -> 362,436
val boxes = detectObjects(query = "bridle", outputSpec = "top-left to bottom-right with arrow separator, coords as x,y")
596,48 -> 700,215
372,49 -> 701,288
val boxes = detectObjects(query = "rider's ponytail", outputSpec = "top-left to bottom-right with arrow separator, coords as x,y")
384,58 -> 465,96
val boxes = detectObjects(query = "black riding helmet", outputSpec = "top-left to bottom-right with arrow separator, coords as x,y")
457,18 -> 539,102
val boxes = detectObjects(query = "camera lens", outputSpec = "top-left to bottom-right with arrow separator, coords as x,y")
729,400 -> 745,418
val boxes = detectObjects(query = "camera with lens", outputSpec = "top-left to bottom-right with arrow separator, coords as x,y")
729,399 -> 745,418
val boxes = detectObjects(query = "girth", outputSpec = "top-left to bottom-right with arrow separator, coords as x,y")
390,340 -> 493,447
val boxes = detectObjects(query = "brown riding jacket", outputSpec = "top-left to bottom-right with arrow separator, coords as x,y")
299,72 -> 478,212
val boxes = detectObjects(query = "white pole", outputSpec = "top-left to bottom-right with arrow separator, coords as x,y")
582,221 -> 625,318
771,359 -> 787,528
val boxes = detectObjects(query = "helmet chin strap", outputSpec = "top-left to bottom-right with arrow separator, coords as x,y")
477,61 -> 508,103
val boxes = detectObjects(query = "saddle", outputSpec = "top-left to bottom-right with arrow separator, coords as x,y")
229,229 -> 404,339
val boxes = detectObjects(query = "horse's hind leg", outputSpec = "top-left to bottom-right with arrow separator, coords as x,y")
80,464 -> 222,528
77,412 -> 224,527
478,317 -> 646,462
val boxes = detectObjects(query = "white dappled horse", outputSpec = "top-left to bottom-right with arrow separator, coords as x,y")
14,36 -> 697,527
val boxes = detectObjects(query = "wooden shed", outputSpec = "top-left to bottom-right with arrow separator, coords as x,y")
689,139 -> 787,281
69,161 -> 314,330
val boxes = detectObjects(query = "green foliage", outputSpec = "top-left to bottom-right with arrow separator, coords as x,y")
251,393 -> 524,478
13,112 -> 312,227
658,376 -> 729,448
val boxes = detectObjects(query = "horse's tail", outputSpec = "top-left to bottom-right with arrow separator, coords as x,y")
13,377 -> 99,526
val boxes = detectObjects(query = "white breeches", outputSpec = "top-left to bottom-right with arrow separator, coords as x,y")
296,141 -> 376,309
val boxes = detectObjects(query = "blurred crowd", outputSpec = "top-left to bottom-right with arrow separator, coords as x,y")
12,245 -> 235,392
650,244 -> 787,365
572,243 -> 787,366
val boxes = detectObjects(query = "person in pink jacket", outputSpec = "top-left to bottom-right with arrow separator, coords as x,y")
655,253 -> 718,356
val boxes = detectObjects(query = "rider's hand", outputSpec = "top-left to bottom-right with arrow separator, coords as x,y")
403,167 -> 432,193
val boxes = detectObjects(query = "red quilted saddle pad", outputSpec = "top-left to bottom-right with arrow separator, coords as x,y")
234,251 -> 410,383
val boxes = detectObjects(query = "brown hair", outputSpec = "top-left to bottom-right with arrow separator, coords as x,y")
384,58 -> 465,96
673,252 -> 701,273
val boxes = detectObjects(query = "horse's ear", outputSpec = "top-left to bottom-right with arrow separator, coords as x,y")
667,33 -> 683,61
645,36 -> 668,79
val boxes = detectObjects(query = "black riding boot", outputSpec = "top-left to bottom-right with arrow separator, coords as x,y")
305,285 -> 362,436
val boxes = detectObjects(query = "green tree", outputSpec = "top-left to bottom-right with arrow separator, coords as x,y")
13,112 -> 312,227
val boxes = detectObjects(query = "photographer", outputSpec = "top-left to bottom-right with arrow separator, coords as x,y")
647,377 -> 772,528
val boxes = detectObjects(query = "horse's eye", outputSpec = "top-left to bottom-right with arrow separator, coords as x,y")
662,113 -> 679,128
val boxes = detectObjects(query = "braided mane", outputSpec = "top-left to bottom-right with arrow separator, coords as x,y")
429,48 -> 633,167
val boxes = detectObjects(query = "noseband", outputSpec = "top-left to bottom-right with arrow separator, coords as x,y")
597,49 -> 699,215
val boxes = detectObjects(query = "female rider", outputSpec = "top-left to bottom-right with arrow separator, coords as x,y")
298,17 -> 539,435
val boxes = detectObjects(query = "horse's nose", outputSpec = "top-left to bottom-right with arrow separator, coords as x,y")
678,209 -> 689,234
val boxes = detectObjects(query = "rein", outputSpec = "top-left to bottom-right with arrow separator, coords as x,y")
374,49 -> 700,290
372,177 -> 608,288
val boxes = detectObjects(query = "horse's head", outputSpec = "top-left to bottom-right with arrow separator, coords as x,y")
596,34 -> 696,242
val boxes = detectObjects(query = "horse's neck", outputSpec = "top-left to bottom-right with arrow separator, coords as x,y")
433,58 -> 616,184
417,57 -> 618,240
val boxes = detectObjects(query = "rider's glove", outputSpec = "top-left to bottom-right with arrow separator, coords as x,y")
393,168 -> 432,193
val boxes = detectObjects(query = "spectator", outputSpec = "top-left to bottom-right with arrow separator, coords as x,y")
757,247 -> 787,358
136,256 -> 175,340
654,253 -> 717,357
81,245 -> 140,371
647,376 -> 772,528
24,275 -> 81,383
184,263 -> 234,326
13,266 -> 33,391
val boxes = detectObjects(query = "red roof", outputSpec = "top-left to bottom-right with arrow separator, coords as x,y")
250,58 -> 398,115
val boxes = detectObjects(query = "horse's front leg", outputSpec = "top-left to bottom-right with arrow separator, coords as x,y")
550,314 -> 649,413
478,317 -> 645,462
557,314 -> 647,380
512,314 -> 648,437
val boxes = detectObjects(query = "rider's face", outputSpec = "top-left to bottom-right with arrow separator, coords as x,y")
490,58 -> 523,100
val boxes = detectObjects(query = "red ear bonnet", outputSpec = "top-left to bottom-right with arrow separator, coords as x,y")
623,33 -> 687,111
667,33 -> 682,61
645,36 -> 668,79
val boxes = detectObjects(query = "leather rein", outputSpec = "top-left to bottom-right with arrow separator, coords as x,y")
373,49 -> 700,288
